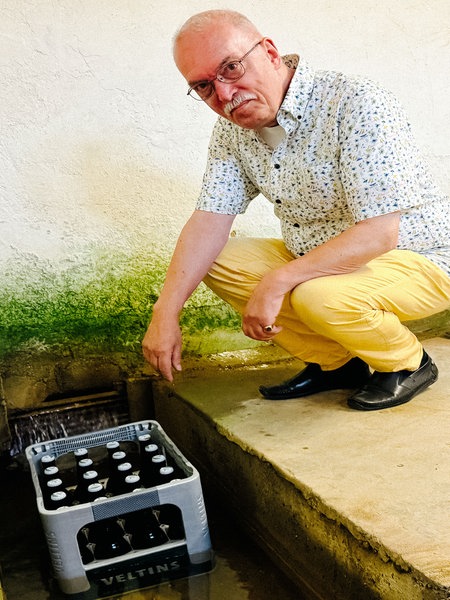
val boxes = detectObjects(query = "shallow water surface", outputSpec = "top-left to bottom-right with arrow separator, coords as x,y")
0,468 -> 305,600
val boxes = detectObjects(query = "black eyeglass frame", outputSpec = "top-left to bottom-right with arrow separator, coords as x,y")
187,39 -> 265,101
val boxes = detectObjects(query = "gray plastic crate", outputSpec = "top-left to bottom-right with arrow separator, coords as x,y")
26,420 -> 214,597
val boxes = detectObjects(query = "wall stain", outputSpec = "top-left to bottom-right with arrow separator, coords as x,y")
0,248 -> 256,361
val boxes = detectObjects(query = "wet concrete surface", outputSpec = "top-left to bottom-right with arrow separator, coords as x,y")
0,466 -> 305,600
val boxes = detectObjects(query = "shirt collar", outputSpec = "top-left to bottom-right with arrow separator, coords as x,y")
277,55 -> 315,130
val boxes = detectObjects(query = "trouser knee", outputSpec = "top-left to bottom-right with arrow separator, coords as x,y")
290,278 -> 364,331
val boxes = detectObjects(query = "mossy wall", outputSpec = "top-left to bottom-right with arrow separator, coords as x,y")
0,249 -> 250,361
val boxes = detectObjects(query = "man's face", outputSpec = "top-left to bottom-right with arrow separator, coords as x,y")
175,25 -> 285,129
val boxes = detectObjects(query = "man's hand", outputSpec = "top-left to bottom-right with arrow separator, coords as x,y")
142,314 -> 182,382
242,212 -> 401,342
242,271 -> 286,340
140,210 -> 236,381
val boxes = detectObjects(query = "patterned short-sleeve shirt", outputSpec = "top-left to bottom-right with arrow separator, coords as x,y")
196,55 -> 450,275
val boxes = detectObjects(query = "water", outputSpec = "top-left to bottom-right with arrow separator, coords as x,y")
0,466 -> 305,600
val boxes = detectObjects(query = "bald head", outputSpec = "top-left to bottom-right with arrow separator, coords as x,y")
173,10 -> 261,66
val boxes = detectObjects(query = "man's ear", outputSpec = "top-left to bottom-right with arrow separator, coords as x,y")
261,37 -> 283,69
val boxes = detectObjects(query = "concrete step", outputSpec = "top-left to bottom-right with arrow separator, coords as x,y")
152,337 -> 450,600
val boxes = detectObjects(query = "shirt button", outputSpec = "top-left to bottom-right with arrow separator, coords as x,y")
274,163 -> 281,169
275,200 -> 282,204
294,223 -> 300,228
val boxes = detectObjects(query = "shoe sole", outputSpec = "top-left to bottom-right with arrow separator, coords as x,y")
261,383 -> 366,401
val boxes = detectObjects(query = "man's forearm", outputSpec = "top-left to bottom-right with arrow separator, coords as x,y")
153,210 -> 236,317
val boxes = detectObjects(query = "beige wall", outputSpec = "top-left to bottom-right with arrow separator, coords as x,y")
1,0 -> 449,267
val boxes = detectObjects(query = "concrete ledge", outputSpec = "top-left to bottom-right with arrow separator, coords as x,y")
153,338 -> 450,600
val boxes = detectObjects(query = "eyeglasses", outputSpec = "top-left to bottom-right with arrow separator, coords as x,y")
187,39 -> 264,101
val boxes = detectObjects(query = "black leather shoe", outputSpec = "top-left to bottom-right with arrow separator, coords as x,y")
347,351 -> 438,411
259,357 -> 370,400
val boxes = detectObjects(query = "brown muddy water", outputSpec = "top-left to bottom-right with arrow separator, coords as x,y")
0,466 -> 306,600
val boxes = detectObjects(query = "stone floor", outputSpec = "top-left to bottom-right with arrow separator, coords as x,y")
153,337 -> 450,600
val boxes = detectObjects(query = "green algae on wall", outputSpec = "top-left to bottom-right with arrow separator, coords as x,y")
0,249 -> 254,361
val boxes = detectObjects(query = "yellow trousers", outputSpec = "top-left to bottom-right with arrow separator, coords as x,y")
204,238 -> 450,372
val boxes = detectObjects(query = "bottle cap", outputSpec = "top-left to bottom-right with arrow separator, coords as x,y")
106,441 -> 120,450
152,454 -> 166,464
138,434 -> 151,443
145,444 -> 159,454
160,466 -> 174,477
83,470 -> 98,481
87,483 -> 104,493
41,454 -> 55,465
112,451 -> 126,461
117,462 -> 132,472
74,448 -> 88,458
47,478 -> 63,488
50,491 -> 68,501
78,458 -> 93,468
44,466 -> 59,477
125,474 -> 140,484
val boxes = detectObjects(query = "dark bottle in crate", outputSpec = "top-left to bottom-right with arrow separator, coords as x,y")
123,473 -> 142,494
47,490 -> 71,510
77,527 -> 95,564
44,479 -> 72,509
125,508 -> 167,550
76,457 -> 94,481
110,450 -> 127,470
106,440 -> 120,465
139,443 -> 160,487
41,465 -> 60,490
106,461 -> 133,496
157,504 -> 186,541
86,482 -> 107,502
40,454 -> 56,470
74,470 -> 101,504
90,518 -> 131,560
137,433 -> 153,454
158,465 -> 177,485
73,448 -> 89,465
151,454 -> 167,476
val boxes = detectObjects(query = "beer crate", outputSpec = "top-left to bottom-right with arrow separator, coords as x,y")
25,420 -> 214,598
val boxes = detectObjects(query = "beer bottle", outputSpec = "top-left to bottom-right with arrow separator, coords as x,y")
90,518 -> 130,560
76,457 -> 94,480
105,441 -> 120,466
40,465 -> 60,495
74,470 -> 101,504
137,433 -> 152,455
110,450 -> 127,470
125,509 -> 167,550
40,454 -> 56,470
123,474 -> 142,494
106,462 -> 134,496
86,482 -> 107,502
74,448 -> 89,464
151,454 -> 166,474
138,444 -> 160,487
157,465 -> 176,486
77,527 -> 95,564
44,478 -> 70,509
157,504 -> 185,541
47,490 -> 71,510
